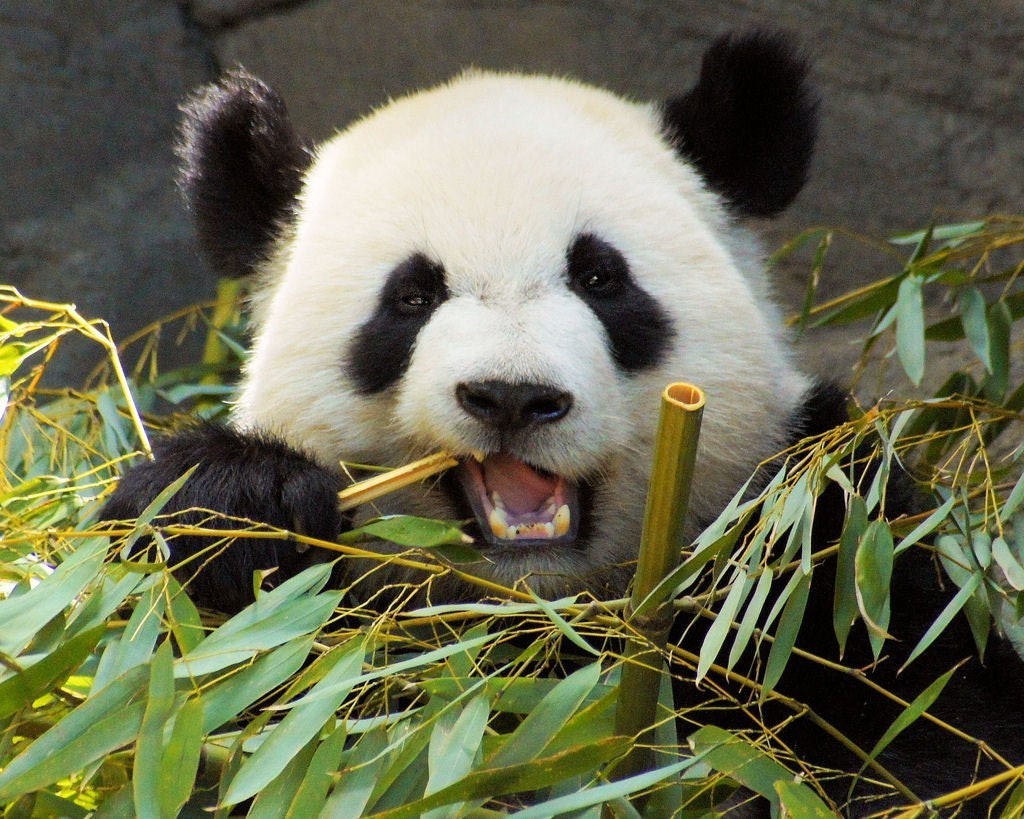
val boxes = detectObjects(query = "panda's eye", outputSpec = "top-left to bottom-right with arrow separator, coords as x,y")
384,254 -> 448,317
399,291 -> 435,310
567,234 -> 626,297
578,268 -> 616,293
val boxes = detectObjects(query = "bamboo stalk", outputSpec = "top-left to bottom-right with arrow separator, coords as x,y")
613,382 -> 705,785
337,451 -> 459,512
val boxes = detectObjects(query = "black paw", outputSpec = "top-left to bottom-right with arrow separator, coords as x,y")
102,423 -> 346,612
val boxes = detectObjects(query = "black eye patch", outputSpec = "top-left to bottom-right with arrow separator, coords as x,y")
566,234 -> 675,371
346,254 -> 449,393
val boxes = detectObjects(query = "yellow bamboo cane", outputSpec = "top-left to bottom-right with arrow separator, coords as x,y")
613,382 -> 705,785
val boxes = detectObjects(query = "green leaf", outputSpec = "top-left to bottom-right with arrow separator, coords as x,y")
200,636 -> 315,734
0,624 -> 105,720
860,666 -> 958,775
895,274 -> 926,386
486,661 -> 602,769
994,537 -> 1024,590
775,778 -> 835,817
959,286 -> 992,371
761,570 -> 811,696
223,639 -> 366,805
0,536 -> 106,658
368,736 -> 631,819
326,728 -> 389,818
0,665 -> 149,801
282,722 -> 348,818
834,497 -> 867,656
423,695 -> 490,817
248,737 -> 320,819
134,641 -> 177,819
513,758 -> 701,818
855,520 -> 894,660
697,569 -> 750,682
894,494 -> 955,556
178,563 -> 340,677
983,299 -> 1012,402
159,696 -> 204,818
689,725 -> 827,810
343,515 -> 470,549
728,567 -> 774,671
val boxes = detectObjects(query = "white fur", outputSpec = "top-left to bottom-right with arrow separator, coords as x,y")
234,71 -> 811,598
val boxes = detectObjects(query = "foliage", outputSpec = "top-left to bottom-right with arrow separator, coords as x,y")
0,217 -> 1023,817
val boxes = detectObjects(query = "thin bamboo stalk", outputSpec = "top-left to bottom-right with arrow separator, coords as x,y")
613,382 -> 705,785
337,451 -> 459,512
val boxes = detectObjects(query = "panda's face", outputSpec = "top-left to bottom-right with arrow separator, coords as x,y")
183,38 -> 818,602
226,71 -> 811,601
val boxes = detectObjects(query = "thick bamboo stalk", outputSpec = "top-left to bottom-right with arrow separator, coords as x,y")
613,382 -> 705,785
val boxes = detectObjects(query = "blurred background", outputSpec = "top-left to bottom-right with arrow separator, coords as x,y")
3,0 -> 1023,385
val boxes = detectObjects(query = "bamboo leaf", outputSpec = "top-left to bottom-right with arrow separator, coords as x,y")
895,274 -> 926,386
959,286 -> 992,371
486,661 -> 601,769
343,515 -> 470,549
894,494 -> 955,555
368,736 -> 631,819
728,567 -> 774,671
994,537 -> 1024,590
512,757 -> 700,818
0,665 -> 149,801
284,723 -> 348,818
223,639 -> 366,805
0,536 -> 106,658
0,624 -> 105,720
134,641 -> 177,819
855,520 -> 895,660
775,778 -> 835,817
423,695 -> 490,817
901,573 -> 980,671
983,299 -> 1012,402
159,696 -> 204,818
689,725 -> 824,809
834,497 -> 868,656
761,570 -> 811,696
697,569 -> 750,682
326,728 -> 389,819
860,666 -> 958,773
200,636 -> 314,733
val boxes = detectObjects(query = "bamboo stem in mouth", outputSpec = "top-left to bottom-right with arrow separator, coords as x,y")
613,382 -> 705,788
337,451 -> 460,512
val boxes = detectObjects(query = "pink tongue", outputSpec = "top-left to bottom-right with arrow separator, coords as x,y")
481,453 -> 559,516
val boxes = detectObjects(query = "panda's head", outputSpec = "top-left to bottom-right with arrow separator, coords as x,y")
179,31 -> 818,602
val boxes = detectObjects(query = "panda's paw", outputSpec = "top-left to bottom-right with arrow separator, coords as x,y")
101,423 -> 346,612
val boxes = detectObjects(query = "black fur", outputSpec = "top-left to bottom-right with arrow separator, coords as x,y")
178,69 -> 312,278
101,424 -> 346,613
676,381 -> 1024,813
567,234 -> 675,371
347,254 -> 449,393
662,30 -> 818,217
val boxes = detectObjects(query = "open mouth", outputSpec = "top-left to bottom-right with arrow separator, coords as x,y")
455,453 -> 579,547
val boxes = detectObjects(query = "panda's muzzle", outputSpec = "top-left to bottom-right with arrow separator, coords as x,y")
453,380 -> 579,546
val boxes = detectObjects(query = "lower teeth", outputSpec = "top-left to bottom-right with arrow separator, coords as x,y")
486,502 -> 572,541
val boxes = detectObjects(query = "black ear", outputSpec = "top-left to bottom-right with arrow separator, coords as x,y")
663,31 -> 818,217
177,69 -> 313,278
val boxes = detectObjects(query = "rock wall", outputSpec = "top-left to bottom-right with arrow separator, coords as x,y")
4,0 -> 1022,384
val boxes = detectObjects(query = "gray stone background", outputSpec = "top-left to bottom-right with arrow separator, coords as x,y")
4,0 -> 1023,387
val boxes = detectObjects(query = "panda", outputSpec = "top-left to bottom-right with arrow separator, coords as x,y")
103,31 -> 1024,815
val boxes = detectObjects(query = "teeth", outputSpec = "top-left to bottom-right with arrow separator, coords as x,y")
488,506 -> 509,539
486,496 -> 572,542
553,504 -> 571,537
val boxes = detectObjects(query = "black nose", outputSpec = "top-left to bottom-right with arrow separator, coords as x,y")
456,380 -> 573,430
